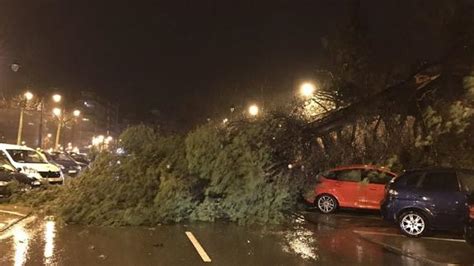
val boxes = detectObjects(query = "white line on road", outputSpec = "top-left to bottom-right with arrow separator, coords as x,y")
353,230 -> 466,243
185,231 -> 212,263
0,210 -> 27,217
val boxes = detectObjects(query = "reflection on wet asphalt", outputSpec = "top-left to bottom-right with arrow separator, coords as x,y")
0,213 -> 424,266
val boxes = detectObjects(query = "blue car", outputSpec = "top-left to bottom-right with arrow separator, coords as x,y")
381,168 -> 474,237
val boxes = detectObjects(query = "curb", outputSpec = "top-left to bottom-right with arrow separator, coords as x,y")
356,232 -> 443,265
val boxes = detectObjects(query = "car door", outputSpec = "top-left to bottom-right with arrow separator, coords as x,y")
364,170 -> 394,209
417,170 -> 467,230
333,169 -> 365,208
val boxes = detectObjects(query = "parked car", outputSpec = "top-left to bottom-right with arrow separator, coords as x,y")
381,168 -> 474,237
68,152 -> 90,166
43,151 -> 85,177
465,192 -> 474,245
307,165 -> 396,213
0,143 -> 64,185
0,150 -> 41,197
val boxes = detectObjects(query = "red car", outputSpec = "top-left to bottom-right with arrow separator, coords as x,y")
308,165 -> 397,213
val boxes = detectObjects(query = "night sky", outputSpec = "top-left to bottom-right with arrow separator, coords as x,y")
0,1 -> 443,128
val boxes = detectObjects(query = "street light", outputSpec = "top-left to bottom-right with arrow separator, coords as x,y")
24,91 -> 33,101
73,110 -> 81,117
248,104 -> 259,116
300,82 -> 316,98
16,91 -> 34,145
52,108 -> 61,117
52,94 -> 62,103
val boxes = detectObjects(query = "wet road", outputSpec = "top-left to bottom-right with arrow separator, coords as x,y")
3,209 -> 472,265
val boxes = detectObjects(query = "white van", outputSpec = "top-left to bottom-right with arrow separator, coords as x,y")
0,143 -> 64,184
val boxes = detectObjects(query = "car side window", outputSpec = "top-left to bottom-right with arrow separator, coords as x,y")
365,170 -> 393,185
419,171 -> 459,192
458,171 -> 474,192
335,169 -> 362,182
394,172 -> 423,188
320,170 -> 337,180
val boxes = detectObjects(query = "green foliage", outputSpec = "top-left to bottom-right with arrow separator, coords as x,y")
11,117 -> 308,226
186,117 -> 306,224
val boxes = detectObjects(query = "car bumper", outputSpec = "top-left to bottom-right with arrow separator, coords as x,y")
380,198 -> 397,222
465,220 -> 474,244
43,177 -> 64,185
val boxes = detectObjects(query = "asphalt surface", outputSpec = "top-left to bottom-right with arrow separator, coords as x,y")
0,206 -> 472,265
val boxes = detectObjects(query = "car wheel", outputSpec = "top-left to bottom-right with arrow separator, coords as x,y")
399,211 -> 428,237
316,194 -> 338,214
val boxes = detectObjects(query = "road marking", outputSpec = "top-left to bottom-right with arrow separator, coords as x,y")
353,230 -> 466,243
0,210 -> 27,217
0,215 -> 36,240
185,231 -> 212,263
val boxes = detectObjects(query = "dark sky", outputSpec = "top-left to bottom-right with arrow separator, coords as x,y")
0,1 -> 444,128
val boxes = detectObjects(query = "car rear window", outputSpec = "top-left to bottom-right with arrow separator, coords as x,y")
459,171 -> 474,192
364,170 -> 394,184
419,171 -> 459,192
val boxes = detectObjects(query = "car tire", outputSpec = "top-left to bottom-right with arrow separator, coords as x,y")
398,211 -> 428,237
315,194 -> 338,214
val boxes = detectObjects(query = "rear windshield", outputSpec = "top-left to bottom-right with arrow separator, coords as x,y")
459,171 -> 474,192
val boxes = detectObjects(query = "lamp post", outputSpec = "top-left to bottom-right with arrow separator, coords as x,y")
37,93 -> 63,148
16,91 -> 34,145
53,108 -> 62,150
53,108 -> 80,150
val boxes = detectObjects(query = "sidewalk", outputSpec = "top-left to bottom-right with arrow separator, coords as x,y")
0,204 -> 31,233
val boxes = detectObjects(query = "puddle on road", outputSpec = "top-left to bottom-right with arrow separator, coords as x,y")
0,215 -> 415,266
280,217 -> 319,261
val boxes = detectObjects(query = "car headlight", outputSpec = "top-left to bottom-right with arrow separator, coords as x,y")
32,180 -> 41,186
388,189 -> 398,196
22,167 -> 38,175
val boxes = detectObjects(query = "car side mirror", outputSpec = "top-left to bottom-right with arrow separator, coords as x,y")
17,168 -> 22,172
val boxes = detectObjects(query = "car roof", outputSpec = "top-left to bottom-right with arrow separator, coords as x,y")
329,164 -> 396,175
404,167 -> 474,174
0,143 -> 35,151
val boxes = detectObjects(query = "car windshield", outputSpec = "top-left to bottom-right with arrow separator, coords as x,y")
51,153 -> 74,162
0,152 -> 16,172
7,149 -> 47,164
459,171 -> 474,192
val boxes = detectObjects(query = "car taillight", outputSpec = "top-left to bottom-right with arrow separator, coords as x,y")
470,205 -> 474,220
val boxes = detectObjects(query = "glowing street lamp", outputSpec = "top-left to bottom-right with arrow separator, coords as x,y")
73,110 -> 81,117
52,108 -> 62,117
300,82 -> 316,98
52,94 -> 62,103
24,91 -> 33,101
248,104 -> 259,116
